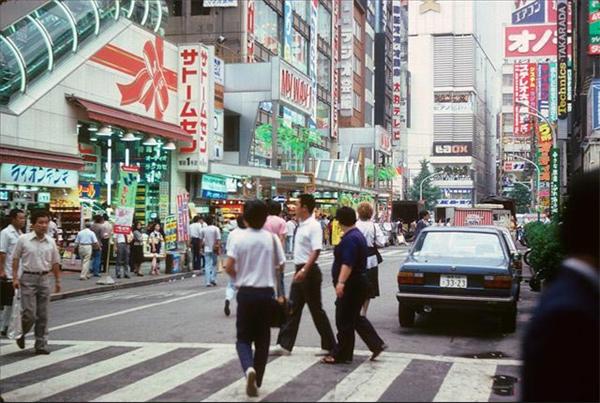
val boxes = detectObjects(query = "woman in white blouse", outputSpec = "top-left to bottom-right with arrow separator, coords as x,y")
355,202 -> 388,318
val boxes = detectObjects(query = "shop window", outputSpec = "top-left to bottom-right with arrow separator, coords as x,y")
191,0 -> 211,16
255,1 -> 281,55
317,51 -> 330,90
317,3 -> 331,44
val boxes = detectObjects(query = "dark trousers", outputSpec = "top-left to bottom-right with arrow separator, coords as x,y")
236,287 -> 273,388
277,265 -> 335,352
333,281 -> 384,362
100,239 -> 110,272
191,238 -> 202,271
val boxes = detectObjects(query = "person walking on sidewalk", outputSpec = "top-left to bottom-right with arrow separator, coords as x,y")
263,200 -> 287,297
12,211 -> 61,354
130,221 -> 145,276
190,215 -> 204,271
224,216 -> 246,316
200,216 -> 221,287
321,206 -> 386,365
74,222 -> 100,280
272,194 -> 336,356
224,200 -> 286,397
115,231 -> 132,279
149,223 -> 164,275
90,215 -> 105,277
0,208 -> 25,336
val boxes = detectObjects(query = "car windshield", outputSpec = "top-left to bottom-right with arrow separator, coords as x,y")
412,231 -> 506,264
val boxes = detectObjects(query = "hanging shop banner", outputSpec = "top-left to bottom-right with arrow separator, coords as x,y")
114,207 -> 135,235
331,0 -> 340,139
537,121 -> 553,211
164,215 -> 178,251
549,61 -> 558,121
309,0 -> 318,123
78,143 -> 101,182
512,0 -> 546,24
392,0 -> 403,141
549,147 -> 560,216
78,181 -> 101,200
589,0 -> 600,54
177,44 -> 212,172
376,126 -> 392,155
159,181 -> 170,221
116,165 -> 139,208
243,0 -> 255,63
513,63 -> 530,137
504,24 -> 570,58
557,0 -> 568,120
176,191 -> 190,242
201,174 -> 227,199
537,63 -> 550,118
339,0 -> 354,115
0,164 -> 78,188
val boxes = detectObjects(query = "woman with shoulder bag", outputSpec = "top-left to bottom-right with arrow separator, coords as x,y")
355,202 -> 387,318
223,200 -> 286,398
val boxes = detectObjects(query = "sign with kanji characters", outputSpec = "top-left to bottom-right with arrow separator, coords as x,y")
549,61 -> 558,121
537,63 -> 550,118
504,24 -> 570,57
339,0 -> 354,115
164,215 -> 177,251
177,44 -> 212,172
243,0 -> 255,63
392,0 -> 403,141
549,147 -> 560,215
176,192 -> 190,242
0,164 -> 78,188
512,0 -> 546,24
114,207 -> 135,235
116,165 -> 139,208
513,63 -> 531,137
331,0 -> 340,139
503,161 -> 526,172
590,0 -> 600,54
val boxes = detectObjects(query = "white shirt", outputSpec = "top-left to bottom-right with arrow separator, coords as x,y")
189,222 -> 204,239
356,220 -> 387,248
294,215 -> 323,265
0,224 -> 23,279
200,225 -> 221,253
228,229 -> 285,288
75,228 -> 99,245
47,220 -> 58,238
226,227 -> 243,251
286,220 -> 297,237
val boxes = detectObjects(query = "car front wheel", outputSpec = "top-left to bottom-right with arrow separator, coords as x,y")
398,305 -> 415,327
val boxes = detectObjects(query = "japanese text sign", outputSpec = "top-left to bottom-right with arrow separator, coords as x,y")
116,165 -> 139,208
392,0 -> 403,141
512,0 -> 545,24
504,24 -> 570,57
590,0 -> 600,54
0,164 -> 78,188
176,192 -> 190,242
164,215 -> 178,251
513,63 -> 530,137
331,0 -> 340,139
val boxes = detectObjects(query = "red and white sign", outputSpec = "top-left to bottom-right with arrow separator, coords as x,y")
503,161 -> 526,172
454,209 -> 494,227
528,62 -> 537,134
376,126 -> 392,155
177,45 -> 210,172
331,0 -> 340,139
244,0 -> 255,63
279,64 -> 313,115
513,63 -> 530,137
504,23 -> 571,57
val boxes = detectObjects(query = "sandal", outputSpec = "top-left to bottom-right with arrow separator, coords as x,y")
320,355 -> 337,365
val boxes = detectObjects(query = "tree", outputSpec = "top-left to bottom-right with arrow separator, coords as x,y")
408,159 -> 442,211
508,184 -> 532,214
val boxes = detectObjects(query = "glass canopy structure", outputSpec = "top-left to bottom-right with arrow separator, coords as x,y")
0,0 -> 168,105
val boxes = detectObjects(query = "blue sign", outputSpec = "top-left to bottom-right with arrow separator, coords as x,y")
201,189 -> 227,200
592,80 -> 600,131
512,0 -> 545,25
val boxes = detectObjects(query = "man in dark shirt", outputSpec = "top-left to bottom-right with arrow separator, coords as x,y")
414,210 -> 430,240
322,206 -> 386,364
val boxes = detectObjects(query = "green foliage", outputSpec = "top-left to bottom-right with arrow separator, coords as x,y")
508,185 -> 532,214
524,220 -> 564,281
408,160 -> 442,211
339,192 -> 374,207
254,120 -> 322,161
366,165 -> 398,181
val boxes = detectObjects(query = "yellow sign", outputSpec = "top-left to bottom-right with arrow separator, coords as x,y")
331,219 -> 342,246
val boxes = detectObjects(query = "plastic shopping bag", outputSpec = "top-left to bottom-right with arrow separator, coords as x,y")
7,291 -> 22,340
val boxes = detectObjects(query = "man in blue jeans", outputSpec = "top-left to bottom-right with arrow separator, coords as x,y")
200,216 -> 221,287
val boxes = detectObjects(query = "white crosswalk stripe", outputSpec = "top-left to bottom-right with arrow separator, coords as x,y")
0,340 -> 521,402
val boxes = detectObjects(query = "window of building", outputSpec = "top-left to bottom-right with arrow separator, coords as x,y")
291,0 -> 307,20
255,1 -> 280,54
353,18 -> 361,39
365,68 -> 373,92
502,94 -> 513,106
353,55 -> 361,76
318,3 -> 331,43
503,73 -> 513,87
365,103 -> 373,126
353,91 -> 362,112
191,0 -> 210,15
503,113 -> 514,132
317,51 -> 331,90
290,29 -> 308,73
365,33 -> 373,54
317,100 -> 331,129
169,0 -> 183,16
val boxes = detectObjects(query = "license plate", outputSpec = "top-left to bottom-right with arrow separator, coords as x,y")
440,275 -> 468,288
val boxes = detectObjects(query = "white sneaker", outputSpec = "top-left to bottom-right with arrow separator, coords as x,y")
270,345 -> 291,356
245,367 -> 258,397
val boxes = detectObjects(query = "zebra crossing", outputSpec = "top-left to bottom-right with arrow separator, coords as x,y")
0,339 -> 521,402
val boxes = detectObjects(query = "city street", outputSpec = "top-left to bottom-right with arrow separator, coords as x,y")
0,246 -> 535,402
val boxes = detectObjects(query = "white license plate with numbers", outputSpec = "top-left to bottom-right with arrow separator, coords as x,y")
439,275 -> 468,288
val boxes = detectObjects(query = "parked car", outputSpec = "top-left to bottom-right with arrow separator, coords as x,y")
396,226 -> 521,333
481,225 -> 523,281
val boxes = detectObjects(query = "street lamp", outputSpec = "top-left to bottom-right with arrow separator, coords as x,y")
419,172 -> 442,203
511,154 -> 541,221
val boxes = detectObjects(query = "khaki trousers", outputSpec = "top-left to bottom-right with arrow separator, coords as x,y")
21,272 -> 51,350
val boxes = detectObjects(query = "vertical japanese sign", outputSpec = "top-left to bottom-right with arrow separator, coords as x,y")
513,63 -> 530,137
331,0 -> 340,139
556,0 -> 568,120
339,0 -> 353,116
550,147 -> 560,216
548,61 -> 558,121
528,63 -> 537,132
176,191 -> 190,243
164,215 -> 177,251
212,53 -> 225,161
589,0 -> 600,54
114,165 -> 139,235
283,0 -> 293,62
244,0 -> 255,63
537,63 -> 550,118
309,0 -> 318,124
392,0 -> 402,141
537,123 -> 553,208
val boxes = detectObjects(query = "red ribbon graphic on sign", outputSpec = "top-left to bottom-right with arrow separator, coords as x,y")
116,39 -> 169,121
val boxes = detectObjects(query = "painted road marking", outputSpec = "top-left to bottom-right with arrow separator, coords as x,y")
433,362 -> 497,402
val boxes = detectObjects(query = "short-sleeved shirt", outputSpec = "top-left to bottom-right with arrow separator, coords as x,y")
75,228 -> 98,245
263,215 -> 287,238
0,224 -> 23,279
294,215 -> 323,265
13,233 -> 61,273
228,229 -> 285,289
332,227 -> 367,286
189,222 -> 204,239
200,225 -> 221,253
286,220 -> 297,237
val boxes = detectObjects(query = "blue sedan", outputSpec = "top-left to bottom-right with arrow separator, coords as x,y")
396,226 -> 521,333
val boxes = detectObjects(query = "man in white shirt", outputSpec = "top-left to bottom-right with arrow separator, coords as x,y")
273,194 -> 336,356
189,216 -> 204,271
0,208 -> 25,336
200,216 -> 221,287
74,222 -> 100,280
285,217 -> 297,257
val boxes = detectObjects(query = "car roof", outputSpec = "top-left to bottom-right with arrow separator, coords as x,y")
421,226 -> 502,235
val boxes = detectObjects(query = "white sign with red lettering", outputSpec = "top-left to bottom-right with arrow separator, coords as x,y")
276,60 -> 313,115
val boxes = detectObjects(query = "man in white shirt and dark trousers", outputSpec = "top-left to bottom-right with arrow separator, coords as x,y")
0,208 -> 25,336
273,194 -> 336,356
200,216 -> 221,287
189,216 -> 204,271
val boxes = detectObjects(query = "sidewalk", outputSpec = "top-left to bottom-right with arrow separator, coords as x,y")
52,262 -> 201,301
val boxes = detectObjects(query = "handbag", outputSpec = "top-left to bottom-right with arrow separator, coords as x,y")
7,290 -> 22,340
270,235 -> 289,328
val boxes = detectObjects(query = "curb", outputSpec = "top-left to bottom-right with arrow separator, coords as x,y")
50,270 -> 201,301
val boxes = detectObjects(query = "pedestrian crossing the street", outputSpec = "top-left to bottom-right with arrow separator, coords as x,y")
318,248 -> 409,263
0,339 -> 521,402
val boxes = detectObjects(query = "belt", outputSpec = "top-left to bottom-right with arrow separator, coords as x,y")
295,263 -> 319,270
79,243 -> 94,246
23,271 -> 49,275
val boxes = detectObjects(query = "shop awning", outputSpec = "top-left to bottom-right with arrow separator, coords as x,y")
68,96 -> 192,143
0,145 -> 84,171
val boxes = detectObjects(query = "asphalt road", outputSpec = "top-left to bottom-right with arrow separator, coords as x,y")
0,245 -> 537,402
